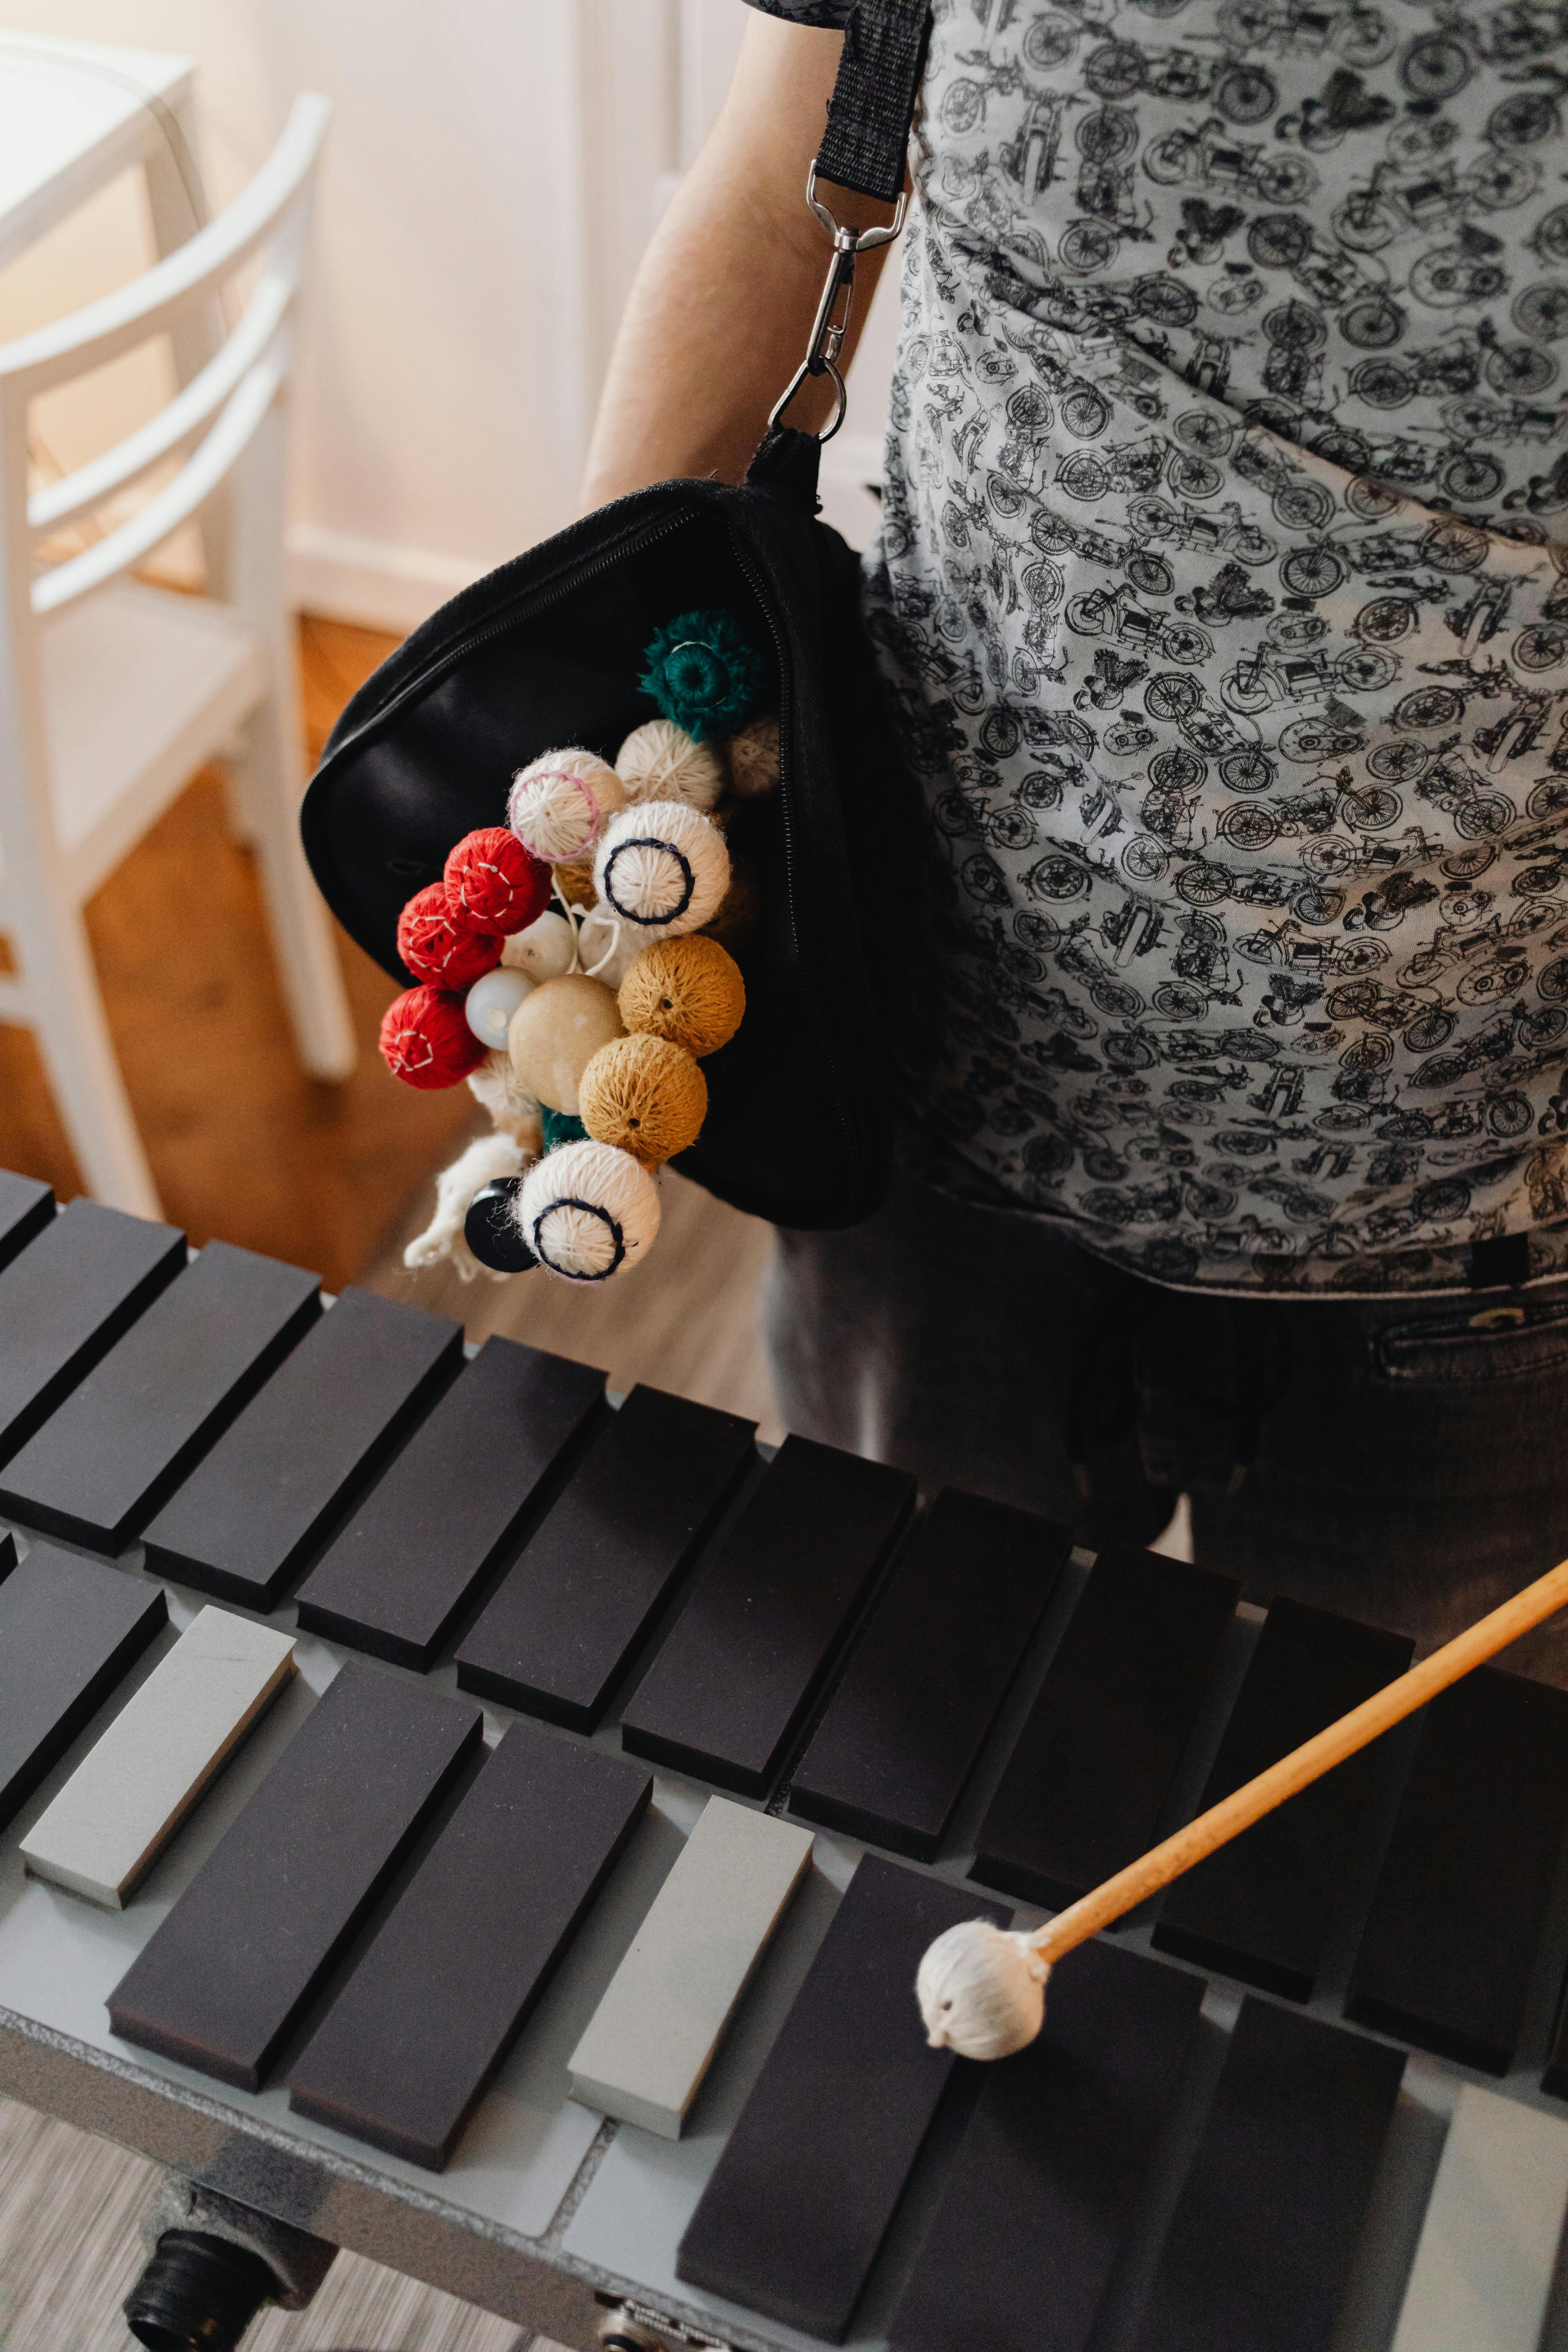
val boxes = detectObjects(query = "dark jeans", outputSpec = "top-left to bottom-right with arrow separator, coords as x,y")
765,1161 -> 1568,1684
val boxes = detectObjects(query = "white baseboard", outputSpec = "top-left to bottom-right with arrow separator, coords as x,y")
286,524 -> 489,634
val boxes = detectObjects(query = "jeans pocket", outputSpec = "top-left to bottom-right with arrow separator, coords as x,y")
1375,1295 -> 1568,1384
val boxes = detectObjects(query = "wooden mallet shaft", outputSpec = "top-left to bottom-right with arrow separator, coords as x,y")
1030,1554 -> 1568,1969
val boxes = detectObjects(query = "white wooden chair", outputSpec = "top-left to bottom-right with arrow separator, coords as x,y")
0,92 -> 354,1219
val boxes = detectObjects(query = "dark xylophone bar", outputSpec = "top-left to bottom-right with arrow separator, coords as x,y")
142,1288 -> 464,1609
676,1855 -> 1009,2343
621,1435 -> 916,1798
293,1337 -> 607,1670
0,1545 -> 168,1830
287,1720 -> 651,2168
455,1384 -> 758,1731
1154,1598 -> 1413,2002
107,1663 -> 483,2091
1346,1665 -> 1568,2076
887,1939 -> 1205,2352
1132,1999 -> 1405,2352
0,1241 -> 321,1550
788,1488 -> 1071,1861
971,1545 -> 1239,1912
0,1198 -> 186,1466
0,1172 -> 54,1271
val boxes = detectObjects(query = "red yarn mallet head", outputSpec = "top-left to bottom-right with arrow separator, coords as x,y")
444,827 -> 551,935
396,882 -> 503,988
379,985 -> 488,1088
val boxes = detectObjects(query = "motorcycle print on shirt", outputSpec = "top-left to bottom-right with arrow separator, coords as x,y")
750,0 -> 1568,1292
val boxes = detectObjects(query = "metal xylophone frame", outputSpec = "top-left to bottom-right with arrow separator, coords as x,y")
5,1378 -> 1568,2348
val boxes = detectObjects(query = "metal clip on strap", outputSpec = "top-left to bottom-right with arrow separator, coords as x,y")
768,165 -> 906,444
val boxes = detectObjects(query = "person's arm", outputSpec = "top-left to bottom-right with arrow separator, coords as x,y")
581,10 -> 898,508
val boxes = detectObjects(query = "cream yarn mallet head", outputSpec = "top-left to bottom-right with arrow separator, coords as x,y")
917,1551 -> 1568,2061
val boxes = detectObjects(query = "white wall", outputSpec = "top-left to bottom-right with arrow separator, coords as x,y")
0,0 -> 894,630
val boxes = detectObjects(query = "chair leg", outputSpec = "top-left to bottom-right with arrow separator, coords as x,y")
227,401 -> 356,1083
10,892 -> 163,1220
217,742 -> 261,848
242,682 -> 357,1081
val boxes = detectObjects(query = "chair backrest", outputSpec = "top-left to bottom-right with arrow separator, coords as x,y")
0,91 -> 331,624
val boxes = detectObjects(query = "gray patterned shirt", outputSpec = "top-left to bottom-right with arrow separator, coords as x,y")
745,0 -> 1568,1292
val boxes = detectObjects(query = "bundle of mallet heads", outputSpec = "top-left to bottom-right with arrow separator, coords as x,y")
382,695 -> 778,1289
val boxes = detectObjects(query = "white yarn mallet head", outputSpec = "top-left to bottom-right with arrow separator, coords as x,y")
513,1138 -> 659,1283
593,800 -> 730,938
616,719 -> 724,814
916,1921 -> 1050,2060
509,749 -> 625,865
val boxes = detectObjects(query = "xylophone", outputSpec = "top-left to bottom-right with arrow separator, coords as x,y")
5,1164 -> 1568,2352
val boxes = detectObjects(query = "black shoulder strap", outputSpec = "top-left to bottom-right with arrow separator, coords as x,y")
816,0 -> 930,204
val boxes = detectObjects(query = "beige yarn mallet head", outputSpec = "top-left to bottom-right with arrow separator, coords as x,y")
917,1554 -> 1568,2062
